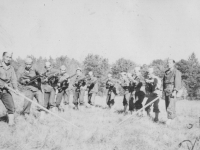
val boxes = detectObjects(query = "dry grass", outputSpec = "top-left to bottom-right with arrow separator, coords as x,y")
0,93 -> 200,150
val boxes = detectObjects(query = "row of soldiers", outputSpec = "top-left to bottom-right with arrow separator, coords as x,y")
105,59 -> 182,125
0,51 -> 182,126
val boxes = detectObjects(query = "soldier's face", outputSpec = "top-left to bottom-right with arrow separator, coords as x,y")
25,63 -> 32,70
76,70 -> 81,76
3,53 -> 12,65
45,65 -> 51,71
60,69 -> 66,74
167,60 -> 174,68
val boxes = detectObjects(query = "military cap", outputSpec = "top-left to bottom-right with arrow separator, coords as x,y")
147,67 -> 154,74
88,71 -> 93,76
3,51 -> 13,57
25,57 -> 33,64
108,73 -> 112,78
45,61 -> 51,68
76,67 -> 82,71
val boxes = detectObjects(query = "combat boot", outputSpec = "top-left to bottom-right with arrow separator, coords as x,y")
146,109 -> 151,117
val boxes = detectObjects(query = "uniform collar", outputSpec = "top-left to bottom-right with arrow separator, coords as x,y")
0,61 -> 11,70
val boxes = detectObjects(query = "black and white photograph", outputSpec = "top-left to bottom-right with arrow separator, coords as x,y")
0,0 -> 200,150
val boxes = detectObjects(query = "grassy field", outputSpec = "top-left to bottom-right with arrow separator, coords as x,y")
0,93 -> 200,150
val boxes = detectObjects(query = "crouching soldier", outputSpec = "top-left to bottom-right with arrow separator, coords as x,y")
73,68 -> 87,109
0,52 -> 19,126
145,68 -> 162,122
105,73 -> 118,108
17,57 -> 45,119
42,62 -> 59,112
87,71 -> 98,106
56,65 -> 73,111
163,59 -> 182,126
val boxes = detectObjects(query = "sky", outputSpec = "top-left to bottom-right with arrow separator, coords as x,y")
0,0 -> 200,65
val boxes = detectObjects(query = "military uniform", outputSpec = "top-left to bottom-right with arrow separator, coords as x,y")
145,75 -> 161,113
105,78 -> 117,107
56,72 -> 71,109
0,61 -> 18,114
134,75 -> 145,110
121,78 -> 131,107
73,74 -> 86,106
163,68 -> 182,119
41,68 -> 59,109
87,76 -> 98,105
17,65 -> 44,115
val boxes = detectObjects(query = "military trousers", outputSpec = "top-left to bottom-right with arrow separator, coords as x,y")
0,90 -> 15,114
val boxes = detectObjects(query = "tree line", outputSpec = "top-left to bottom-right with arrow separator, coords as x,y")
9,52 -> 200,100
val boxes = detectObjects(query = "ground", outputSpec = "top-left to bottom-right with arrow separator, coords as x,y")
0,93 -> 200,150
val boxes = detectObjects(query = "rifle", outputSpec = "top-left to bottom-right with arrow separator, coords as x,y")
26,71 -> 47,85
57,74 -> 76,92
74,75 -> 90,91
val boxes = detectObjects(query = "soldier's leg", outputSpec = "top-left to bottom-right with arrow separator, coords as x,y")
106,92 -> 110,107
145,94 -> 153,116
79,90 -> 85,105
34,90 -> 46,119
73,91 -> 79,106
129,93 -> 134,112
88,93 -> 92,105
48,88 -> 56,109
110,92 -> 115,107
21,90 -> 34,115
56,91 -> 64,108
90,92 -> 97,106
44,92 -> 50,109
152,94 -> 160,122
167,96 -> 177,119
63,90 -> 70,105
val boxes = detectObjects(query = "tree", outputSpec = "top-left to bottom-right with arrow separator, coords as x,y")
111,58 -> 136,78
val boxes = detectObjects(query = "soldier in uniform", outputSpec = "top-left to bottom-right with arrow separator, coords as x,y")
17,57 -> 45,119
87,71 -> 98,106
0,52 -> 19,126
105,73 -> 118,109
119,72 -> 131,115
42,62 -> 59,112
134,67 -> 145,116
127,72 -> 137,114
56,65 -> 72,111
73,68 -> 87,109
163,59 -> 182,126
145,68 -> 162,122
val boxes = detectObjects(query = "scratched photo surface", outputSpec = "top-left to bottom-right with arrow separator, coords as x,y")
0,0 -> 200,150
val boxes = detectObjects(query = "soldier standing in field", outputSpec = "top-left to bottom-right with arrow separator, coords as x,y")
105,73 -> 118,109
134,67 -> 146,116
0,51 -> 19,126
87,71 -> 98,106
119,72 -> 131,115
56,65 -> 72,111
163,59 -> 182,126
42,62 -> 59,112
145,68 -> 162,122
73,68 -> 87,109
17,57 -> 45,119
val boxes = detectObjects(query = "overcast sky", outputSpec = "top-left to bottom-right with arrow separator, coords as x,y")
0,0 -> 200,65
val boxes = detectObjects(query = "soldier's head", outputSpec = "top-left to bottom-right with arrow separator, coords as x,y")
134,67 -> 141,76
45,61 -> 52,71
108,73 -> 112,79
88,71 -> 93,77
76,68 -> 82,76
2,51 -> 13,65
25,57 -> 33,70
147,67 -> 154,78
60,65 -> 66,75
167,59 -> 175,69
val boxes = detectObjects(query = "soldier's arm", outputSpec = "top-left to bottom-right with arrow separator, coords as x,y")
17,67 -> 28,85
0,78 -> 5,88
174,70 -> 182,91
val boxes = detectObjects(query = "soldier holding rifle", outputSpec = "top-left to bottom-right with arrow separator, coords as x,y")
87,71 -> 98,106
0,51 -> 19,126
145,67 -> 162,122
56,65 -> 75,111
41,61 -> 59,112
17,57 -> 45,119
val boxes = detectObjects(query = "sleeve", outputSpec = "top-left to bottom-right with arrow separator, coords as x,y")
17,67 -> 26,85
0,76 -> 5,88
11,67 -> 18,89
174,70 -> 182,91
